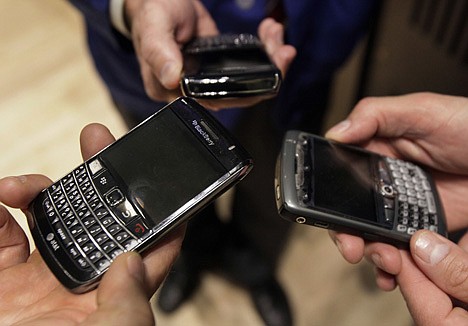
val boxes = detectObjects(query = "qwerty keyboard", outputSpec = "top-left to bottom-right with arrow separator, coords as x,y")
42,159 -> 150,275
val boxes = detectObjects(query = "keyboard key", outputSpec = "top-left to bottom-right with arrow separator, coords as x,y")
93,169 -> 117,195
101,241 -> 118,254
114,231 -> 130,243
127,218 -> 150,237
53,221 -> 73,247
44,160 -> 148,276
107,223 -> 122,235
95,232 -> 109,244
81,242 -> 96,254
88,250 -> 103,263
96,258 -> 111,271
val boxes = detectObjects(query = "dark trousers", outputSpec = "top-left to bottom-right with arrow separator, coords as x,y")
182,102 -> 290,286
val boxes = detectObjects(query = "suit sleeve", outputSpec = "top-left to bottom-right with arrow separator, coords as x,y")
67,0 -> 130,48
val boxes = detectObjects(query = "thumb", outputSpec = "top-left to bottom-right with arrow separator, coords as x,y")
83,252 -> 154,325
324,94 -> 432,144
410,230 -> 468,304
79,123 -> 116,161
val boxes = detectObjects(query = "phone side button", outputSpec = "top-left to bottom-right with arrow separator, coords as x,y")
384,208 -> 394,224
275,184 -> 281,201
313,221 -> 329,229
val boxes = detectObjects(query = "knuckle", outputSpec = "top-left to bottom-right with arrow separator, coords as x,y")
354,97 -> 377,112
267,22 -> 282,37
139,40 -> 158,63
410,91 -> 435,103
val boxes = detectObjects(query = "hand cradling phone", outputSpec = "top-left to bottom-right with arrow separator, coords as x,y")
181,33 -> 282,98
27,97 -> 253,293
275,131 -> 447,247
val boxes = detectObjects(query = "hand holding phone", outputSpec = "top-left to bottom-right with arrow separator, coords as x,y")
28,97 -> 253,293
181,33 -> 282,99
275,131 -> 447,247
0,173 -> 170,325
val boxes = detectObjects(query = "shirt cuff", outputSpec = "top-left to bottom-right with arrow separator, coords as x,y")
110,0 -> 131,38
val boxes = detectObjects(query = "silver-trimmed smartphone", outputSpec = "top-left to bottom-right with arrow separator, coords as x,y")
181,33 -> 281,98
275,131 -> 447,247
28,97 -> 253,293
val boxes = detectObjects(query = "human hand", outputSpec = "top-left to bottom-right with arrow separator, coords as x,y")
0,123 -> 184,325
397,230 -> 468,325
124,0 -> 295,109
125,0 -> 218,103
324,92 -> 468,290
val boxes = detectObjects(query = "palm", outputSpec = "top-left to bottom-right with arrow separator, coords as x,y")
0,252 -> 92,325
0,238 -> 97,324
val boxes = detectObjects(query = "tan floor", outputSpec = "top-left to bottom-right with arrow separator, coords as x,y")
0,1 -> 413,325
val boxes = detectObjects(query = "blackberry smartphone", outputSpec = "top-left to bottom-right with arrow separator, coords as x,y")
181,33 -> 282,98
28,97 -> 253,293
275,131 -> 447,247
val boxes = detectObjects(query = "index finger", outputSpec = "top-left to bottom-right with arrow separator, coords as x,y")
258,18 -> 296,77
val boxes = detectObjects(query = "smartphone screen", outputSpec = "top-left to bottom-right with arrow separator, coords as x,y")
312,137 -> 380,225
101,108 -> 227,226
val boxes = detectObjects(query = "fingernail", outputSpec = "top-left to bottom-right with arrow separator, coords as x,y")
127,252 -> 144,282
414,231 -> 450,265
159,61 -> 180,88
16,175 -> 27,183
0,175 -> 27,184
326,120 -> 351,137
332,235 -> 344,256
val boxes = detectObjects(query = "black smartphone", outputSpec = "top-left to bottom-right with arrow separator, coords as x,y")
275,131 -> 447,247
28,97 -> 253,293
181,33 -> 282,98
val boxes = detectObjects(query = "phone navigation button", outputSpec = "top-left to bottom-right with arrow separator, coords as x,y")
105,188 -> 125,207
